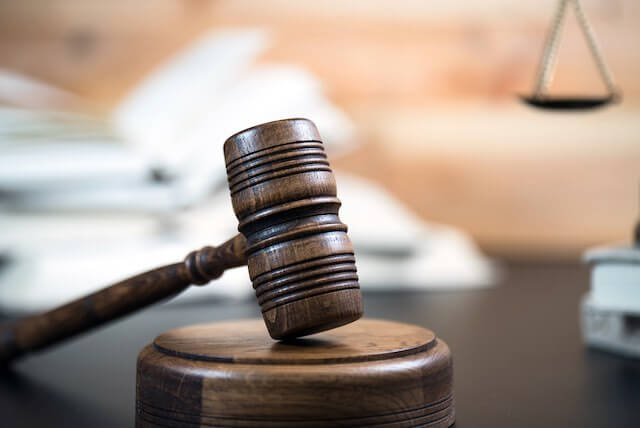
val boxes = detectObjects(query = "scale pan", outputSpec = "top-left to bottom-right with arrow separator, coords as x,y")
520,94 -> 619,110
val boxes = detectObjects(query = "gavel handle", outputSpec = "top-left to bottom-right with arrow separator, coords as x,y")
0,234 -> 247,365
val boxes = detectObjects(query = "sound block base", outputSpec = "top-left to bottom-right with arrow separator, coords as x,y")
136,319 -> 455,427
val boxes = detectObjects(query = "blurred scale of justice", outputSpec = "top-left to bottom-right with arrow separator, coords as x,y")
519,0 -> 640,359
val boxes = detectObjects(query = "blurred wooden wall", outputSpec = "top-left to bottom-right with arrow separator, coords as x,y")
1,0 -> 639,259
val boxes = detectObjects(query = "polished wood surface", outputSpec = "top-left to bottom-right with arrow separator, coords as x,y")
224,119 -> 363,339
153,319 -> 434,364
0,235 -> 247,365
136,319 -> 454,427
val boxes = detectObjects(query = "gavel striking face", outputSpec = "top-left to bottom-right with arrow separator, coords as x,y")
0,118 -> 363,364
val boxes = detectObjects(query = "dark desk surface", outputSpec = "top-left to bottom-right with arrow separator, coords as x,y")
1,262 -> 639,428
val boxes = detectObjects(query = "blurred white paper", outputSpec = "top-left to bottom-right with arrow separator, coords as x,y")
0,29 -> 355,211
112,28 -> 270,173
0,173 -> 494,314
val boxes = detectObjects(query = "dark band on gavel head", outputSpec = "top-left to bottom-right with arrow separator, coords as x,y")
224,118 -> 363,339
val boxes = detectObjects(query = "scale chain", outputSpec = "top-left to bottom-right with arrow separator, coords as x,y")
533,0 -> 617,99
534,0 -> 569,98
572,0 -> 618,95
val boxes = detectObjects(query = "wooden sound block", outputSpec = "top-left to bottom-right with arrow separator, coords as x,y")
136,319 -> 455,427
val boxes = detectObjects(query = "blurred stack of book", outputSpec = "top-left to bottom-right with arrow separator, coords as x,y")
0,29 -> 494,315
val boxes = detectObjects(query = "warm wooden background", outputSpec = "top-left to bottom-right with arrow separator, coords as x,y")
1,0 -> 638,259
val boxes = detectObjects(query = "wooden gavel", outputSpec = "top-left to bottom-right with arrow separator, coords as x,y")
0,118 -> 363,364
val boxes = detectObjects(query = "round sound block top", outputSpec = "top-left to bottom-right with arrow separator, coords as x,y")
153,319 -> 435,365
137,319 -> 454,428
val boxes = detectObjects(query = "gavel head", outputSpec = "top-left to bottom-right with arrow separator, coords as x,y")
224,118 -> 363,339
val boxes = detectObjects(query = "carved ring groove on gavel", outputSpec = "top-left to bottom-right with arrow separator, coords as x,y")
0,118 -> 363,364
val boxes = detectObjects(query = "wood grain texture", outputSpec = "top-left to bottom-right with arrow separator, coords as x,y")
224,119 -> 363,339
153,318 -> 435,364
136,319 -> 455,428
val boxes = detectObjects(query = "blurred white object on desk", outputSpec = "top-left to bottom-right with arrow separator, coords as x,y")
581,244 -> 640,358
338,173 -> 494,289
0,173 -> 495,314
584,247 -> 640,313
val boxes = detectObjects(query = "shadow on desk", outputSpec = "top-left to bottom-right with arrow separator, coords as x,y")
1,369 -> 102,427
